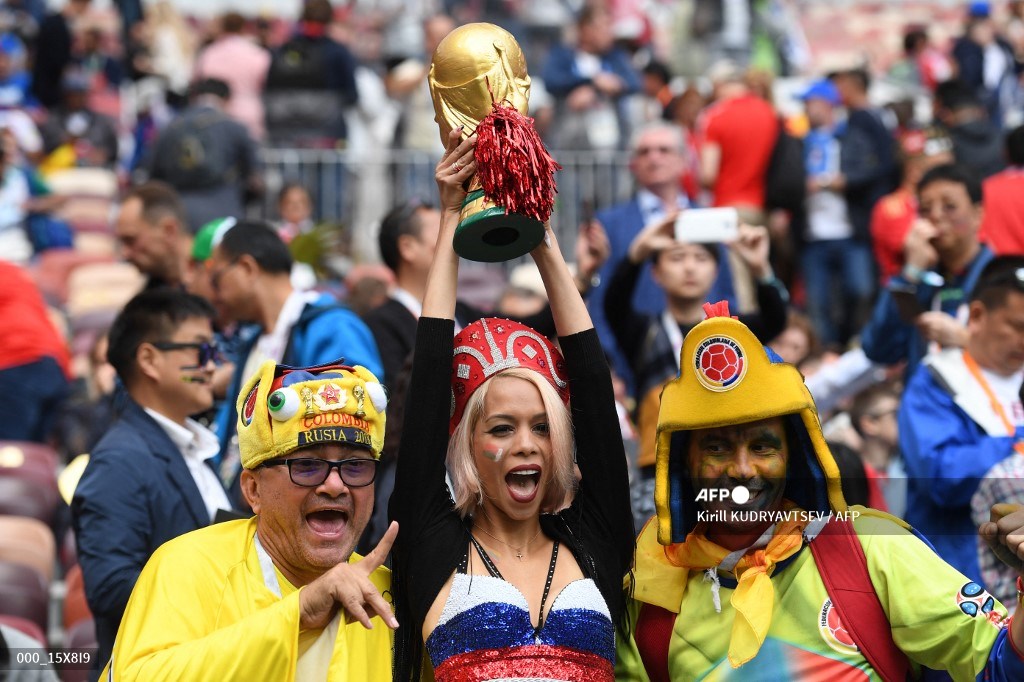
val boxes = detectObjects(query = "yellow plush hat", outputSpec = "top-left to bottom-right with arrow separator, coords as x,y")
237,359 -> 387,469
654,303 -> 846,545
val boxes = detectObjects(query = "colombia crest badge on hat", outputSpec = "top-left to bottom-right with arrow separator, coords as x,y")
694,334 -> 747,392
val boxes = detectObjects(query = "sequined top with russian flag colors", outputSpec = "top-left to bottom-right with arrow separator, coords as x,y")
425,572 -> 615,681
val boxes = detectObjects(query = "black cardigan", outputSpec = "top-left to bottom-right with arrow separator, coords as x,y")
388,317 -> 635,681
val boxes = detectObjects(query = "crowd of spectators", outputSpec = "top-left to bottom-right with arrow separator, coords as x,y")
5,0 -> 1024,678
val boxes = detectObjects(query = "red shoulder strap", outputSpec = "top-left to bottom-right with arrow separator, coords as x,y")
635,602 -> 675,682
809,519 -> 910,681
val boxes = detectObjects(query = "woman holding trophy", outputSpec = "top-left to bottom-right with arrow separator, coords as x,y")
389,24 -> 634,682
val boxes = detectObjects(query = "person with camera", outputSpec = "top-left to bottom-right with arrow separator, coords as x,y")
604,214 -> 788,529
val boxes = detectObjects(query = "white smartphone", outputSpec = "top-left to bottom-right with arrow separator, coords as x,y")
674,208 -> 739,244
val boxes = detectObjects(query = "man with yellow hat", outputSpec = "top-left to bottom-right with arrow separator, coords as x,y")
102,360 -> 397,681
616,302 -> 1024,680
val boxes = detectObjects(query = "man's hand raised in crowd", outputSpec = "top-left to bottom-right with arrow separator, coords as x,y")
903,218 -> 940,273
627,213 -> 678,265
729,224 -> 772,280
574,220 -> 610,292
298,521 -> 399,631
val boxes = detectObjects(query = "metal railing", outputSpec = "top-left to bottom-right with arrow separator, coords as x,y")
259,147 -> 635,267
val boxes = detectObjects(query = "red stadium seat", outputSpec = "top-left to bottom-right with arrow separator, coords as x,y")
0,560 -> 49,632
0,516 -> 56,582
63,564 -> 92,631
0,613 -> 46,645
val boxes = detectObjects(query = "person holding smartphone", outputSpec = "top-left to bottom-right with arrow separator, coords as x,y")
604,214 -> 788,529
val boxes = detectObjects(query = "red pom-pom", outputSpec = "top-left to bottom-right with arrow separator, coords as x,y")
474,101 -> 561,222
702,301 -> 738,320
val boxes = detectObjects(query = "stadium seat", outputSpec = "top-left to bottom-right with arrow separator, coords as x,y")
0,560 -> 49,632
0,516 -> 56,583
0,443 -> 61,527
0,614 -> 46,645
63,564 -> 92,631
62,618 -> 98,682
60,527 -> 78,574
0,477 -> 59,527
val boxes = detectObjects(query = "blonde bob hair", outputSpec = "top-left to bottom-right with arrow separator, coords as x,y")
446,367 -> 576,518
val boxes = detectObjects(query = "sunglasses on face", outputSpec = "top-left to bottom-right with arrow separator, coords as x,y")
151,340 -> 220,367
260,457 -> 378,488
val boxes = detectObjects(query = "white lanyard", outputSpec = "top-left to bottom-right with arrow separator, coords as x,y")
254,532 -> 282,598
662,310 -> 684,371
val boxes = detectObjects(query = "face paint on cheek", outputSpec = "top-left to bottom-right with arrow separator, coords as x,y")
483,448 -> 504,462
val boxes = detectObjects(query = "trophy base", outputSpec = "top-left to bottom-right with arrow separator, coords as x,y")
453,190 -> 546,262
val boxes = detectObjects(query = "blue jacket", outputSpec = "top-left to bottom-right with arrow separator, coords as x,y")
590,199 -> 736,386
898,357 -> 1018,583
71,398 -> 214,669
861,245 -> 993,374
214,294 -> 383,494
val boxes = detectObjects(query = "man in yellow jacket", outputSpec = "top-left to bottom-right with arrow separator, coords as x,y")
103,359 -> 397,680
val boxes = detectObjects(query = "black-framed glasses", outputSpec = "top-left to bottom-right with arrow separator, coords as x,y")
260,457 -> 378,488
152,341 -> 220,367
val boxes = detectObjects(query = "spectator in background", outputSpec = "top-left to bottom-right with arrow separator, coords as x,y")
115,181 -> 194,290
38,70 -> 119,169
979,124 -> 1024,254
935,79 -> 1006,180
635,60 -> 673,124
830,66 -> 899,269
542,3 -> 641,151
72,289 -> 231,675
75,24 -> 123,91
665,86 -> 706,204
862,164 -> 994,374
951,0 -> 1019,127
889,25 -> 953,93
769,310 -> 819,367
0,262 -> 71,443
799,77 -> 874,347
143,78 -> 261,233
385,13 -> 455,156
275,182 -> 314,244
31,0 -> 91,108
589,123 -> 736,386
849,381 -> 907,517
871,128 -> 955,285
193,12 -> 271,141
0,128 -> 32,263
698,60 -> 778,312
899,255 -> 1024,583
146,0 -> 196,107
0,33 -> 33,107
699,60 -> 778,227
605,216 -> 786,532
208,221 -> 383,505
263,0 -> 359,147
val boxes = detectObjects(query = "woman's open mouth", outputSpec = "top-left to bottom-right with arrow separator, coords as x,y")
505,466 -> 542,503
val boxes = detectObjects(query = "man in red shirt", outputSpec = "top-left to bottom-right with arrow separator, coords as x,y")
0,262 -> 71,442
698,61 -> 778,221
980,125 -> 1024,254
698,61 -> 778,311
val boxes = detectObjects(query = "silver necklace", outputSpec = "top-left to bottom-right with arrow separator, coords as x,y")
474,524 -> 542,561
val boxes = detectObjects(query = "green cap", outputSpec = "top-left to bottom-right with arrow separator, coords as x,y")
191,217 -> 237,262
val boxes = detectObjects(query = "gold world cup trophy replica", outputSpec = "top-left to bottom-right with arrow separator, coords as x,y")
429,23 -> 560,262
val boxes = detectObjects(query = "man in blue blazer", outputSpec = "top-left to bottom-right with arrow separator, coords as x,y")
72,289 -> 232,675
589,123 -> 736,386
